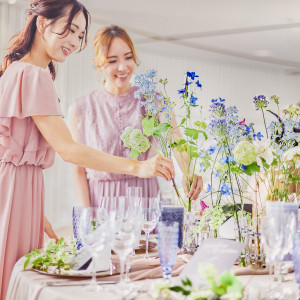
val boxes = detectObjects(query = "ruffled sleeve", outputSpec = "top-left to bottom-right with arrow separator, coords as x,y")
0,62 -> 63,118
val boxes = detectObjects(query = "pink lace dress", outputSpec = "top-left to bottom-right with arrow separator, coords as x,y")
75,87 -> 159,206
0,61 -> 63,299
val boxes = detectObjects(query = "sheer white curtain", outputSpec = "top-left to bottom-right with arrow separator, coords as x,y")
1,2 -> 300,229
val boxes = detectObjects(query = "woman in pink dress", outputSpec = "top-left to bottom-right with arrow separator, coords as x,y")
69,25 -> 204,207
0,2 -> 174,299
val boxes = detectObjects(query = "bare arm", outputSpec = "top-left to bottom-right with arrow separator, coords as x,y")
32,115 -> 174,180
68,105 -> 91,206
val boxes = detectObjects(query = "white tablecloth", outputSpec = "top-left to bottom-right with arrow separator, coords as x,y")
7,256 -> 299,300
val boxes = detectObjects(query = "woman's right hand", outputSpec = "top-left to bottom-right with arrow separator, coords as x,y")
137,155 -> 175,181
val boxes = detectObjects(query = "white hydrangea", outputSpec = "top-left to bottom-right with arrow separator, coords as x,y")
253,139 -> 274,165
282,146 -> 300,161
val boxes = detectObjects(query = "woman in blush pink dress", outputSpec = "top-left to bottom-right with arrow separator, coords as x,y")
0,2 -> 174,299
69,25 -> 203,207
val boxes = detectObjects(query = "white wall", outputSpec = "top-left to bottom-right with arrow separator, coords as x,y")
1,2 -> 300,228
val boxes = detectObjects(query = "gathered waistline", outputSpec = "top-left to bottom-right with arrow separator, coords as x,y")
0,161 -> 43,168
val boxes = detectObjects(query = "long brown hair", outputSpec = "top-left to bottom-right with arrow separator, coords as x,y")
93,25 -> 138,71
0,0 -> 90,80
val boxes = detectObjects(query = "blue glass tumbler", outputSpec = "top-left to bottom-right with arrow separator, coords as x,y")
161,206 -> 184,248
157,221 -> 179,280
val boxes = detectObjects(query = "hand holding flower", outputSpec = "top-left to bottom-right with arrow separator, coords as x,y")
182,174 -> 203,200
136,154 -> 175,181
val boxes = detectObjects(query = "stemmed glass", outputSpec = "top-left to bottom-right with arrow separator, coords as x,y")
127,187 -> 142,255
157,221 -> 179,280
77,206 -> 108,291
140,197 -> 160,259
106,196 -> 139,293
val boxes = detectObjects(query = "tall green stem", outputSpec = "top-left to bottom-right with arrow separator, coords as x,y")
261,108 -> 269,138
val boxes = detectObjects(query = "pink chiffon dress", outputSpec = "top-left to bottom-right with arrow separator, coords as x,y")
75,87 -> 159,206
0,61 -> 63,299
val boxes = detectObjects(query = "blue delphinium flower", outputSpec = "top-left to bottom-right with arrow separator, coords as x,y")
146,69 -> 157,78
178,88 -> 186,94
190,95 -> 198,105
211,98 -> 218,103
210,102 -> 226,118
206,145 -> 216,155
221,183 -> 231,195
253,132 -> 264,141
227,155 -> 235,163
186,72 -> 199,80
209,119 -> 228,138
195,80 -> 202,88
253,95 -> 268,110
198,151 -> 205,158
166,113 -> 172,120
241,164 -> 247,171
199,163 -> 204,172
184,81 -> 192,86
243,125 -> 253,136
219,97 -> 226,102
215,171 -> 220,177
206,184 -> 212,193
219,157 -> 228,165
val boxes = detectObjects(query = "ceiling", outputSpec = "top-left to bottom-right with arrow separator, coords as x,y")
13,0 -> 300,71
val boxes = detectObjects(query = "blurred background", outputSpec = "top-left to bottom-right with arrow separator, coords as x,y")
0,0 -> 300,230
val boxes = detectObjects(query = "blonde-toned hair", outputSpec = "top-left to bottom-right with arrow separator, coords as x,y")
93,25 -> 137,70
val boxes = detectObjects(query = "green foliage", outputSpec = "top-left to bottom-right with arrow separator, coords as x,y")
243,161 -> 261,176
23,237 -> 77,272
154,264 -> 243,300
130,149 -> 140,159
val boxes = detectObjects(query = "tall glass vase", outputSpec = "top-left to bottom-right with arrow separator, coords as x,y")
182,211 -> 198,253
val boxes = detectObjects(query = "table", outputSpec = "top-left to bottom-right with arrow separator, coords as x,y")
7,255 -> 299,300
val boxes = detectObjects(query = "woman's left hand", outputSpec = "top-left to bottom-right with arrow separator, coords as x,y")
182,174 -> 203,200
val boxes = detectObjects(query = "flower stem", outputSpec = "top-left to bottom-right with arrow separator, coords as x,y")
261,108 -> 269,138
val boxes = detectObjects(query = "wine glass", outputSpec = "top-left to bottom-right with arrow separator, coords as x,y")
140,197 -> 160,259
127,187 -> 142,255
107,203 -> 138,294
77,206 -> 108,292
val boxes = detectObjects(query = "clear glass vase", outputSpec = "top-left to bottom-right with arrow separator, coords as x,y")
182,211 -> 198,253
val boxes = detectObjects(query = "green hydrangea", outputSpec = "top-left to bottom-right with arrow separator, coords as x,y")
120,126 -> 134,148
129,129 -> 150,153
233,141 -> 257,165
215,162 -> 227,173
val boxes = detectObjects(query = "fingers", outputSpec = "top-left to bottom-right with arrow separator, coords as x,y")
159,156 -> 175,178
182,177 -> 189,195
188,176 -> 203,200
188,177 -> 198,199
156,164 -> 172,181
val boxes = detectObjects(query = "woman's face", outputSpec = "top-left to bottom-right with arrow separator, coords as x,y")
103,37 -> 136,91
41,11 -> 86,63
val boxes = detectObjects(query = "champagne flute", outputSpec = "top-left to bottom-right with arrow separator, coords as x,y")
78,206 -> 108,292
127,187 -> 142,255
107,200 -> 138,294
140,197 -> 160,259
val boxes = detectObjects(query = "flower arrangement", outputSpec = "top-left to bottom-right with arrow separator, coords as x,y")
259,97 -> 300,201
172,72 -> 206,211
23,237 -> 77,272
152,263 -> 243,300
121,70 -> 204,210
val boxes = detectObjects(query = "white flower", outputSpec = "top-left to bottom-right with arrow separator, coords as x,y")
253,139 -> 274,165
188,289 -> 214,299
282,146 -> 300,161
